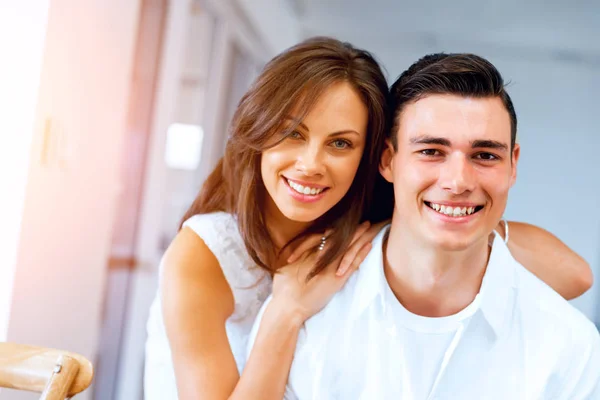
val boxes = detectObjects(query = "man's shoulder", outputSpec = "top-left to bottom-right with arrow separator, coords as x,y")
513,267 -> 600,397
512,261 -> 598,341
304,263 -> 366,324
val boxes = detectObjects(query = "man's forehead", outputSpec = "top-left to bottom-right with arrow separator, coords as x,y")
397,94 -> 512,144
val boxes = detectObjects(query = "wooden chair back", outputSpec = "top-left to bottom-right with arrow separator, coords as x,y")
0,342 -> 93,399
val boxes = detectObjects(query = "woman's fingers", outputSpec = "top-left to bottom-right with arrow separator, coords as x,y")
337,242 -> 372,278
336,220 -> 388,276
349,221 -> 371,245
286,219 -> 381,267
287,229 -> 333,263
337,238 -> 369,277
320,221 -> 370,276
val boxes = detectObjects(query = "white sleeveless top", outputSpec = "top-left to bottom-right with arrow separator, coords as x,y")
144,212 -> 272,399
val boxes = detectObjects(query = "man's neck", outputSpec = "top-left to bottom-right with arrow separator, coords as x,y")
383,221 -> 491,318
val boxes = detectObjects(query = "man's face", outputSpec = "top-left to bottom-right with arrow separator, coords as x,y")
380,94 -> 520,251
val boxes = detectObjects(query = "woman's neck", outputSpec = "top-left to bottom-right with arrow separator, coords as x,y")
264,199 -> 312,265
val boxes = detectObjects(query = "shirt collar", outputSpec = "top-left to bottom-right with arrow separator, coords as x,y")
353,228 -> 518,338
477,232 -> 518,337
352,225 -> 390,316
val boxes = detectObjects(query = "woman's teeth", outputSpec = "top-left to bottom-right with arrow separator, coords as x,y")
428,202 -> 478,217
287,179 -> 325,196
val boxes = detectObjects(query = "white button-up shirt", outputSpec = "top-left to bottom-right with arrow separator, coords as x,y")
248,228 -> 600,399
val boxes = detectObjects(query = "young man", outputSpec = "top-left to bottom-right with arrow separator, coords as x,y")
248,53 -> 600,399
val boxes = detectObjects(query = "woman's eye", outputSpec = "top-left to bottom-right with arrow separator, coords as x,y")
420,149 -> 441,156
331,139 -> 351,149
475,152 -> 498,161
288,131 -> 302,139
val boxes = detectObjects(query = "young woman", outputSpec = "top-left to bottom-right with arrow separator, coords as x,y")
144,37 -> 591,400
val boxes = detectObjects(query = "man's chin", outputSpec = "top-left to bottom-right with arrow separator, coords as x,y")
426,233 -> 482,252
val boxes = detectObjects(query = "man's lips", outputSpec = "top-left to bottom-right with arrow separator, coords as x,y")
424,201 -> 484,217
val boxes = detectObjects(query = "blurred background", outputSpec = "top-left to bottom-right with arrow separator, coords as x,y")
1,0 -> 599,398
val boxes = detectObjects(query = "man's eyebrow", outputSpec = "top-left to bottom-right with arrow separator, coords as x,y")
409,135 -> 451,147
471,140 -> 509,151
409,135 -> 509,152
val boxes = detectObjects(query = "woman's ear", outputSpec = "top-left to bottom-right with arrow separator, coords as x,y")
379,140 -> 395,183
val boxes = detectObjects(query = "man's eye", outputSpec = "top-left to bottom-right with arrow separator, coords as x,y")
420,149 -> 441,156
475,152 -> 498,161
331,139 -> 352,149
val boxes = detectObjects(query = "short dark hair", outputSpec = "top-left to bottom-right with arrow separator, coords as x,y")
388,53 -> 517,151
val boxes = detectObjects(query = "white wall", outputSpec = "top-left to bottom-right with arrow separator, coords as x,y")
236,0 -> 301,55
0,1 -> 51,342
500,58 -> 600,319
3,0 -> 140,398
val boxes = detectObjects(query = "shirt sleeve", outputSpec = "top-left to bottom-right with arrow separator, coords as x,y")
556,322 -> 600,399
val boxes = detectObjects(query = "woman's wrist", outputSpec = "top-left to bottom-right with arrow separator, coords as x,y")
266,297 -> 306,329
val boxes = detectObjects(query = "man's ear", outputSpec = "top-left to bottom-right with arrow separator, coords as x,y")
379,139 -> 395,183
509,143 -> 520,187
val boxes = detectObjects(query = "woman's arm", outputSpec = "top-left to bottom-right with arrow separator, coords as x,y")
162,223 -> 376,400
161,227 -> 239,399
163,227 -> 311,400
231,298 -> 304,399
500,221 -> 593,300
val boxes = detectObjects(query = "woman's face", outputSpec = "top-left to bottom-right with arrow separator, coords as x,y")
261,82 -> 368,223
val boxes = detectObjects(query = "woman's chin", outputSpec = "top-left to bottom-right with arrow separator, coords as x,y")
277,204 -> 329,224
282,210 -> 323,223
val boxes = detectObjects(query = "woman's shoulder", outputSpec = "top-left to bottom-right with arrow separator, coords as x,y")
181,212 -> 244,254
182,211 -> 238,238
179,211 -> 270,292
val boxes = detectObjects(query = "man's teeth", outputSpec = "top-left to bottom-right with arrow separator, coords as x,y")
428,202 -> 477,217
287,179 -> 325,196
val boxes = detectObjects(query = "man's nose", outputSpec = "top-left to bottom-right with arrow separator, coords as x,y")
439,154 -> 476,195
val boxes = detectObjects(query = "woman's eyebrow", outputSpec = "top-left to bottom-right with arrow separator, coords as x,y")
285,116 -> 361,137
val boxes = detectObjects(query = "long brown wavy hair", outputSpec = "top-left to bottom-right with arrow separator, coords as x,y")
181,37 -> 389,278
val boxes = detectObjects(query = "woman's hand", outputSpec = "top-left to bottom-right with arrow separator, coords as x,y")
274,220 -> 389,322
287,220 -> 389,275
336,220 -> 390,275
